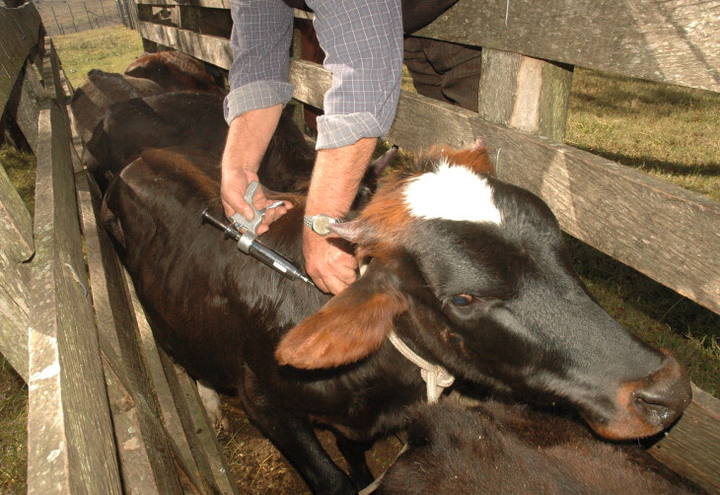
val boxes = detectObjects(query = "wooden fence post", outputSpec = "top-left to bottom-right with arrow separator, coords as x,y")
478,48 -> 573,143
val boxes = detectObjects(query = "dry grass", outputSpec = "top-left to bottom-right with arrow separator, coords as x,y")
0,359 -> 26,495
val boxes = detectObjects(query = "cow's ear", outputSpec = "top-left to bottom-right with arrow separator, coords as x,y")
275,261 -> 407,369
430,139 -> 495,176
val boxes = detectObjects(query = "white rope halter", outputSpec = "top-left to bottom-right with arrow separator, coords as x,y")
358,331 -> 455,495
387,331 -> 455,403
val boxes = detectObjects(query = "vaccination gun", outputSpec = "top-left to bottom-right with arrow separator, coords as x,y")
201,181 -> 316,288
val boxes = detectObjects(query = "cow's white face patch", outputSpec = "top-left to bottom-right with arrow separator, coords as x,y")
403,160 -> 502,224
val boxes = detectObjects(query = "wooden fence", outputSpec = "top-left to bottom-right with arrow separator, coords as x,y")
1,0 -> 719,493
0,3 -> 237,493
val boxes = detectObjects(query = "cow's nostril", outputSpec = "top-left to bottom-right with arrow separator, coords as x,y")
632,372 -> 691,427
633,392 -> 675,426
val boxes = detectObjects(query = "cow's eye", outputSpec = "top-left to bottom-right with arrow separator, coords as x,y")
450,294 -> 474,306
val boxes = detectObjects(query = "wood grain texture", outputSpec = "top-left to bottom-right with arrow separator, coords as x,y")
15,62 -> 46,154
159,351 -> 239,495
0,3 -> 42,116
415,0 -> 720,92
648,384 -> 720,493
0,152 -> 33,263
0,91 -> 34,380
289,60 -> 720,315
76,172 -> 185,495
138,21 -> 232,69
103,363 -> 163,494
0,249 -> 29,382
27,95 -> 122,494
478,48 -> 573,142
128,274 -> 238,494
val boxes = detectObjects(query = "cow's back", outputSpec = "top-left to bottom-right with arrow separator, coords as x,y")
101,147 -> 323,389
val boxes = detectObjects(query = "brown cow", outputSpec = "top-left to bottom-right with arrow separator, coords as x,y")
124,50 -> 225,95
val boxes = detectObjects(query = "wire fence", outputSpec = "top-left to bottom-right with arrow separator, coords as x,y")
32,0 -> 134,35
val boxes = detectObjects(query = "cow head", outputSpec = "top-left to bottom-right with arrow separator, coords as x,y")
276,142 -> 691,440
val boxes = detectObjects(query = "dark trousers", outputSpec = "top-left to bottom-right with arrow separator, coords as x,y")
403,36 -> 482,112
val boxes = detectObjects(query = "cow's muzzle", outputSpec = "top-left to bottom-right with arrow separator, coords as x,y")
583,351 -> 691,440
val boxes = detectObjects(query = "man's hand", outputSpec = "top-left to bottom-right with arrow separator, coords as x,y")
220,105 -> 291,235
221,167 -> 291,235
303,233 -> 357,294
303,137 -> 377,294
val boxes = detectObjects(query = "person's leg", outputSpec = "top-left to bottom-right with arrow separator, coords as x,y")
423,38 -> 482,112
403,36 -> 445,102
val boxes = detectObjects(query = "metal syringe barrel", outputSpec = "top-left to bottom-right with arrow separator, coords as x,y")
201,209 -> 316,288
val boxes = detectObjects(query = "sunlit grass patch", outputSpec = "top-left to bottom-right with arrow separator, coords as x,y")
567,69 -> 720,201
53,25 -> 144,88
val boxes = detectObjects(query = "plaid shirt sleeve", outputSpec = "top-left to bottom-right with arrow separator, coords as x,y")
309,0 -> 403,149
224,0 -> 294,124
225,0 -> 403,151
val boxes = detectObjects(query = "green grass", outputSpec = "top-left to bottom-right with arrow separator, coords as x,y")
53,25 -> 144,89
567,68 -> 720,201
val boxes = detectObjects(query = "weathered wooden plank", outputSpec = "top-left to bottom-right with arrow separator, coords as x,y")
0,152 -> 31,381
139,22 -> 232,69
0,153 -> 33,263
136,1 -> 720,91
0,3 -> 42,116
27,95 -> 122,494
0,250 -> 29,382
15,61 -> 46,154
478,49 -> 573,142
128,271 -> 229,494
649,384 -> 720,493
76,171 -> 186,495
138,21 -> 232,69
289,59 -> 720,315
103,360 -> 164,494
415,0 -> 720,92
160,352 -> 239,495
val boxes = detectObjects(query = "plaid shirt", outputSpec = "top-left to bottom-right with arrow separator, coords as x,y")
224,0 -> 403,150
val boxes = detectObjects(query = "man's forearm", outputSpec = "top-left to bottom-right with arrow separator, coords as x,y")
305,137 -> 378,218
221,104 -> 283,174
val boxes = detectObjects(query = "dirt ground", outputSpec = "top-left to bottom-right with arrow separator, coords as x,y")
218,396 -> 405,494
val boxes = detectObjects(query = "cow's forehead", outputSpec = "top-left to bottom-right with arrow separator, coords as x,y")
402,160 -> 502,225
